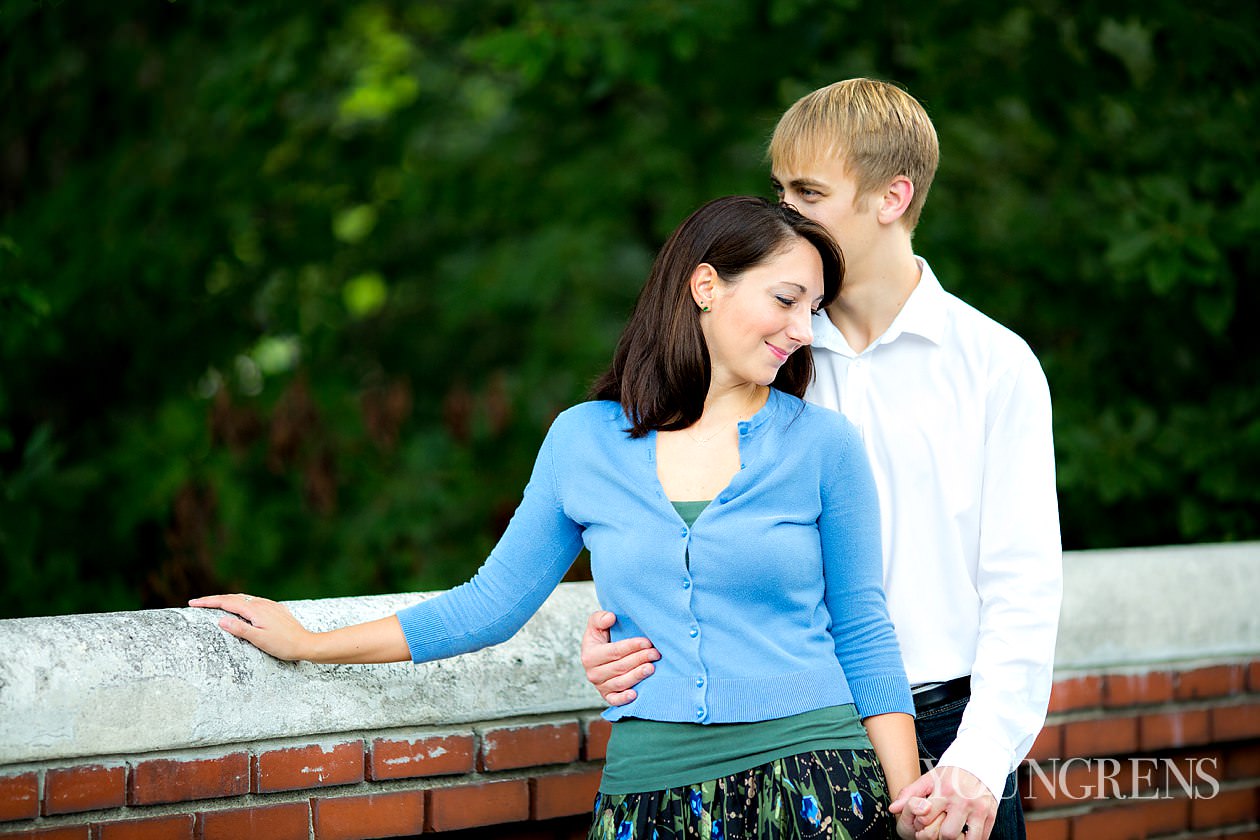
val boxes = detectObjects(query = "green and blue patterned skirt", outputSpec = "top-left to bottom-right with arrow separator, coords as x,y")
589,748 -> 892,839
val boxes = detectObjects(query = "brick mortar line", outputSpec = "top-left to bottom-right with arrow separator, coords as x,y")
0,761 -> 607,835
1023,818 -> 1260,840
1044,694 -> 1260,725
1018,775 -> 1260,819
1053,657 -> 1260,680
1025,801 -> 1119,821
0,710 -> 607,777
1022,745 -> 1260,775
1022,746 -> 1260,769
13,689 -> 1245,777
39,706 -> 1239,790
471,713 -> 598,731
1148,827 -> 1260,840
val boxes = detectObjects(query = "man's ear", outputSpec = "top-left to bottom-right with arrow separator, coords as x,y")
689,262 -> 720,309
876,175 -> 915,225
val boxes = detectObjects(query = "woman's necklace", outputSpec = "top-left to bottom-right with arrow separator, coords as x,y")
684,388 -> 763,445
684,424 -> 726,445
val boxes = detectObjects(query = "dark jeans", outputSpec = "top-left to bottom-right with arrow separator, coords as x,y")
914,696 -> 1025,840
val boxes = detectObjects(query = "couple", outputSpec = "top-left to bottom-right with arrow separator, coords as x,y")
191,79 -> 1061,840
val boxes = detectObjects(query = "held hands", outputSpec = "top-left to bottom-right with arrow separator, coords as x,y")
580,611 -> 660,704
188,594 -> 317,662
889,766 -> 997,840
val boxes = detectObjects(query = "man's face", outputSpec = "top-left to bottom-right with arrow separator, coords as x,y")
771,156 -> 879,272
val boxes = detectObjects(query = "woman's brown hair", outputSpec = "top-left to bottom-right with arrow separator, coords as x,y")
590,196 -> 843,437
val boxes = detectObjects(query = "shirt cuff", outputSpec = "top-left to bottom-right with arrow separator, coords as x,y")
848,673 -> 916,719
935,729 -> 1014,803
395,602 -> 448,663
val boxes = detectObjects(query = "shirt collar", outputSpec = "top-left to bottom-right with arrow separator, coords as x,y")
811,256 -> 947,356
883,257 -> 948,346
810,305 -> 853,356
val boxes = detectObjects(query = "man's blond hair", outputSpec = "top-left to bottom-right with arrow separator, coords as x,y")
770,78 -> 939,231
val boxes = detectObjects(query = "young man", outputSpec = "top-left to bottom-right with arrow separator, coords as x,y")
580,79 -> 1062,840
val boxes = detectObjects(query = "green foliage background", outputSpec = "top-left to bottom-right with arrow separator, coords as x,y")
2,1 -> 1257,618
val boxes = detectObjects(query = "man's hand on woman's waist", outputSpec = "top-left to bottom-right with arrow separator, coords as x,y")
581,610 -> 660,705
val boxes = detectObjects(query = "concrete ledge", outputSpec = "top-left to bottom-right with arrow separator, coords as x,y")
1056,541 -> 1260,671
0,584 -> 603,765
1,543 -> 1258,766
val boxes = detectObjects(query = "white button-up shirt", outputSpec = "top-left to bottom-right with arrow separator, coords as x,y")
807,258 -> 1062,798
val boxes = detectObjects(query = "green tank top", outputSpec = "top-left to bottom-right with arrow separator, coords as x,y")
598,501 -> 875,795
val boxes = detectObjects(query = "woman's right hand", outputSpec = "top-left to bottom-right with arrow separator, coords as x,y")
189,593 -> 317,662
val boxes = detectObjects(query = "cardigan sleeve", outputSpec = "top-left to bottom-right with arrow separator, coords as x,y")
817,417 -> 915,719
395,420 -> 586,662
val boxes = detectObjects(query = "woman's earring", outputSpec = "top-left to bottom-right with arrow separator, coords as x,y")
699,301 -> 711,312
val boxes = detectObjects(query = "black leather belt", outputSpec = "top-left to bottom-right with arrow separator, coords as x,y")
913,675 -> 971,714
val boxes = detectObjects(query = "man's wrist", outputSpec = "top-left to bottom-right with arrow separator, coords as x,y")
932,762 -> 999,806
936,731 -> 1012,803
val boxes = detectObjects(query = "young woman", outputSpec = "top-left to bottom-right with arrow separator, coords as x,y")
191,195 -> 918,839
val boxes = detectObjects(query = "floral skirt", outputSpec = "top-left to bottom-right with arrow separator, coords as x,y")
588,748 -> 892,840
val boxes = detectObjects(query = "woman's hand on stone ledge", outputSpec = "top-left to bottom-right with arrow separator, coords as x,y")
189,594 -> 412,664
189,594 -> 318,661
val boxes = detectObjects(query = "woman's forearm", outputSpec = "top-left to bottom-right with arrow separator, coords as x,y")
306,615 -> 413,664
863,711 -> 920,799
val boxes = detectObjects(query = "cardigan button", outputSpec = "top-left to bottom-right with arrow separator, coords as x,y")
682,579 -> 691,590
688,625 -> 699,638
695,706 -> 705,718
695,676 -> 704,688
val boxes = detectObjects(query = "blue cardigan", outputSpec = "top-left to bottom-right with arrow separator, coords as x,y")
396,388 -> 914,723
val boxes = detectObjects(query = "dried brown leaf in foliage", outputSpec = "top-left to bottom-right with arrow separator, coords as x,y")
209,390 -> 262,455
360,378 -> 412,452
144,482 -> 224,608
267,376 -> 320,474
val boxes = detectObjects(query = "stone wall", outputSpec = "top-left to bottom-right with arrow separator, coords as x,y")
1,543 -> 1258,839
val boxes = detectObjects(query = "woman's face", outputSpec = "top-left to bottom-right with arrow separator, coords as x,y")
698,237 -> 824,389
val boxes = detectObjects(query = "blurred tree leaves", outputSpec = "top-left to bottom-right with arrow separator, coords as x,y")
1,0 -> 1257,617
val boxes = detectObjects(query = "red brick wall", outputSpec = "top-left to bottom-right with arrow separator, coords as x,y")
0,718 -> 609,840
0,659 -> 1256,839
1023,660 -> 1260,840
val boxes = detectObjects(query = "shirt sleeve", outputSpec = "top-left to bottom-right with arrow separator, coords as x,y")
936,350 -> 1063,799
395,421 -> 586,663
818,417 -> 916,719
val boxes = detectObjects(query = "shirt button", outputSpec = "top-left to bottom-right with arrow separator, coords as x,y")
689,626 -> 699,638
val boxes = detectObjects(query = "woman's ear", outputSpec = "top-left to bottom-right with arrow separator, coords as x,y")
689,263 -> 720,311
